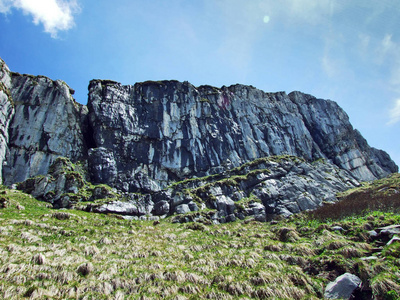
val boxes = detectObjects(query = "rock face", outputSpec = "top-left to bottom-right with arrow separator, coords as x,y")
0,58 -> 15,183
16,157 -> 117,209
166,156 -> 359,223
87,80 -> 397,193
0,58 -> 398,220
3,72 -> 89,185
15,155 -> 359,223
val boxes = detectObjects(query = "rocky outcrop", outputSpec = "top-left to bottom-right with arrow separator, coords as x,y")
3,72 -> 89,185
0,58 -> 398,221
288,92 -> 398,181
87,80 -> 397,193
0,58 -> 15,183
16,155 -> 360,223
167,156 -> 359,223
16,157 -> 117,209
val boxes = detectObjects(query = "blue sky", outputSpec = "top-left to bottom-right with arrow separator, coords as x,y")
0,0 -> 399,167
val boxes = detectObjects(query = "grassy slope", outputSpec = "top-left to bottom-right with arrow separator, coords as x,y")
0,174 -> 399,299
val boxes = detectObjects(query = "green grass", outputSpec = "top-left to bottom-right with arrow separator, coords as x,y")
1,182 -> 400,299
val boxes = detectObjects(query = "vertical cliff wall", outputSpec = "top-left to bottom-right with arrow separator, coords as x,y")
0,59 -> 15,183
3,72 -> 89,185
0,57 -> 397,193
86,80 -> 397,192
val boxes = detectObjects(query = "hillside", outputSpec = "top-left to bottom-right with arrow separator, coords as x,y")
1,56 -> 400,299
0,176 -> 400,299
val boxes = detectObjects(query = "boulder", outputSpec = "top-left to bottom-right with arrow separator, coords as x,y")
92,201 -> 142,215
153,200 -> 170,215
175,204 -> 190,215
324,273 -> 362,299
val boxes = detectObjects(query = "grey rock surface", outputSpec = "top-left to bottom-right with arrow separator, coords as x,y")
324,273 -> 362,299
3,72 -> 88,185
87,80 -> 397,193
0,58 -> 398,222
16,157 -> 115,209
0,58 -> 15,183
154,200 -> 170,215
175,204 -> 191,214
170,156 -> 360,222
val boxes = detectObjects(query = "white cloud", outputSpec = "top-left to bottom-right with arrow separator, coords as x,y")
387,99 -> 400,125
0,0 -> 80,38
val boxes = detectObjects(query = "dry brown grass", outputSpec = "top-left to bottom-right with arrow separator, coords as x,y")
309,173 -> 400,220
371,274 -> 400,297
1,183 -> 400,299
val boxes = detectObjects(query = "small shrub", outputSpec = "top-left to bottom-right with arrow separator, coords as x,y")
278,227 -> 299,242
185,222 -> 206,231
263,243 -> 283,252
52,212 -> 71,220
31,253 -> 45,265
77,262 -> 94,276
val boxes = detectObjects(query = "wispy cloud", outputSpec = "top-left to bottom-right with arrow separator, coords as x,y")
387,99 -> 400,125
285,0 -> 338,25
0,0 -> 80,38
371,33 -> 400,91
376,34 -> 396,64
259,0 -> 339,26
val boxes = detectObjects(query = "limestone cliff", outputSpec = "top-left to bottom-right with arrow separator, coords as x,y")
3,71 -> 89,185
0,59 -> 15,183
0,57 -> 398,221
87,80 -> 397,193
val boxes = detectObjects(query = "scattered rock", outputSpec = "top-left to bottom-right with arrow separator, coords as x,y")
93,200 -> 146,216
367,230 -> 378,239
331,226 -> 345,232
377,225 -> 400,237
387,236 -> 400,246
175,204 -> 191,215
324,273 -> 362,299
16,204 -> 25,210
153,200 -> 170,215
360,256 -> 378,261
98,237 -> 112,245
0,197 -> 8,208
